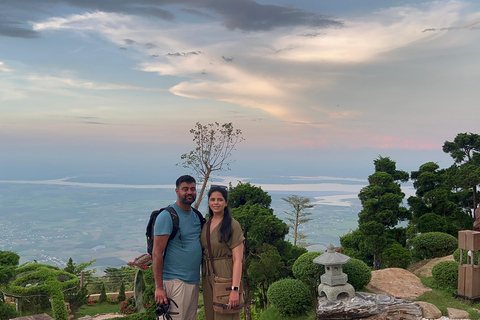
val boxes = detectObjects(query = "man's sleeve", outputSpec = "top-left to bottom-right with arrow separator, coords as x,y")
153,210 -> 173,236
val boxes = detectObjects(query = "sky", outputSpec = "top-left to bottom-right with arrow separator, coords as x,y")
1,0 -> 479,185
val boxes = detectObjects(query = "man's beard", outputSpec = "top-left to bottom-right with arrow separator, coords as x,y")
180,194 -> 196,205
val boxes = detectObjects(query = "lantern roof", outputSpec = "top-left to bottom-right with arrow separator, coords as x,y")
313,243 -> 350,265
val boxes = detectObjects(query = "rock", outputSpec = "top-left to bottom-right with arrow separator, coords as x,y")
447,307 -> 470,319
409,256 -> 455,278
416,301 -> 442,319
10,314 -> 54,320
76,316 -> 93,320
317,292 -> 422,320
366,268 -> 431,300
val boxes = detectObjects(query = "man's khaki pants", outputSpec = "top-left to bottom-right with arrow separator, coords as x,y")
164,279 -> 199,320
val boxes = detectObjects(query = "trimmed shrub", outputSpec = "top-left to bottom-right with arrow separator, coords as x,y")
380,243 -> 412,269
417,213 -> 446,233
99,283 -> 107,303
453,248 -> 479,264
292,252 -> 324,302
266,278 -> 311,316
409,232 -> 458,261
0,300 -> 19,320
432,260 -> 459,289
118,282 -> 127,302
343,258 -> 372,290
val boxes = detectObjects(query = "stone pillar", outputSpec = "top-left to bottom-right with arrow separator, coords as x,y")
457,230 -> 480,299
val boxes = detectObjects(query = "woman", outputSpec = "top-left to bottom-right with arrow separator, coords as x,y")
201,186 -> 245,320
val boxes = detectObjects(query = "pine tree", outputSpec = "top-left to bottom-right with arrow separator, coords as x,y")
282,195 -> 314,247
117,282 -> 126,302
99,283 -> 107,303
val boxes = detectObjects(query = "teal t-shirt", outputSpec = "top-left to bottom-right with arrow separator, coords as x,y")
153,203 -> 202,284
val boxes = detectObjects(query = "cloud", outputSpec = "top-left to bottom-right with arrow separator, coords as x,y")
0,62 -> 13,72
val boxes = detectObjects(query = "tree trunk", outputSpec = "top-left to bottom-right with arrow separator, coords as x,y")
194,170 -> 211,210
243,273 -> 252,320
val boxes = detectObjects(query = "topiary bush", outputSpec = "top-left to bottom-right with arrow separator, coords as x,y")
99,283 -> 107,303
292,252 -> 324,303
343,258 -> 372,290
266,278 -> 311,317
432,260 -> 459,289
409,232 -> 458,261
453,248 -> 479,264
380,243 -> 412,269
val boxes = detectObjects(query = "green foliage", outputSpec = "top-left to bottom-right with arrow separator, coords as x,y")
453,248 -> 479,264
380,242 -> 412,269
292,252 -> 324,303
118,282 -> 127,302
266,278 -> 311,317
417,213 -> 447,233
99,283 -> 108,303
64,284 -> 89,314
409,232 -> 458,261
0,299 -> 19,320
229,181 -> 272,209
343,258 -> 372,290
432,260 -> 459,289
120,296 -> 136,315
0,251 -> 20,266
259,305 -> 315,320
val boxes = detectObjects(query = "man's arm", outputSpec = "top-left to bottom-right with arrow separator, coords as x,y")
152,234 -> 170,304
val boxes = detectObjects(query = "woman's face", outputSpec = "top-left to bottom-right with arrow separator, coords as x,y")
209,191 -> 227,215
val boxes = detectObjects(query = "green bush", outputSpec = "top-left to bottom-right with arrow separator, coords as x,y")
118,282 -> 126,302
432,260 -> 459,289
380,243 -> 412,269
417,213 -> 447,233
453,248 -> 479,264
266,278 -> 311,317
343,258 -> 372,290
292,252 -> 324,302
0,300 -> 19,320
409,232 -> 458,261
99,283 -> 107,303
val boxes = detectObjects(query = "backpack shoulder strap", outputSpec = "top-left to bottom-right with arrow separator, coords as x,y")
192,207 -> 206,228
163,206 -> 179,240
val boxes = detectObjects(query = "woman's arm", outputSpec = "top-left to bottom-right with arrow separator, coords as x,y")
228,242 -> 244,308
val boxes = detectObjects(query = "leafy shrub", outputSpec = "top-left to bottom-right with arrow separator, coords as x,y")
432,260 -> 459,289
0,299 -> 19,320
292,252 -> 324,302
380,243 -> 412,269
120,296 -> 136,315
99,283 -> 107,303
409,232 -> 458,261
266,278 -> 311,317
453,248 -> 479,264
343,258 -> 372,290
118,282 -> 126,302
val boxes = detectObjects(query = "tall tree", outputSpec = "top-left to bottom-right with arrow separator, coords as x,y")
229,182 -> 305,320
282,195 -> 314,247
342,156 -> 409,267
443,132 -> 480,230
178,122 -> 244,209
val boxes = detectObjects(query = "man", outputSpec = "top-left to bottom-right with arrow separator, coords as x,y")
153,175 -> 203,320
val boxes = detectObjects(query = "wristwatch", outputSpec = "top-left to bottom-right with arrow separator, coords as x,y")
231,286 -> 239,291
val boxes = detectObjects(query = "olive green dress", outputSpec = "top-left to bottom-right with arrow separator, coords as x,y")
201,218 -> 245,320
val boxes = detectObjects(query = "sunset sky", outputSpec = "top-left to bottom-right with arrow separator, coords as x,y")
1,0 -> 479,184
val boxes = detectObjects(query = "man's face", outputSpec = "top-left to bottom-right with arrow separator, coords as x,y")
176,182 -> 197,205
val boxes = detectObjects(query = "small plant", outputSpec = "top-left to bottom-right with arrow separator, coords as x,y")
266,278 -> 311,317
120,296 -> 136,315
343,258 -> 372,291
87,298 -> 95,306
432,260 -> 459,289
99,283 -> 107,303
108,296 -> 118,304
117,282 -> 126,302
409,232 -> 458,261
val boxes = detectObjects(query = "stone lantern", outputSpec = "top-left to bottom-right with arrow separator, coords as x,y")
313,243 -> 355,301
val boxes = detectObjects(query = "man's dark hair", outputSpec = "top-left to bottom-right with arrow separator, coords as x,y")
176,175 -> 196,188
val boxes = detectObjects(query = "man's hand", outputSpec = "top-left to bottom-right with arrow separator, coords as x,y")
155,287 -> 168,304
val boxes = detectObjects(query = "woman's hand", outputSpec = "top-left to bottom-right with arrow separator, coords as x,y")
228,290 -> 240,309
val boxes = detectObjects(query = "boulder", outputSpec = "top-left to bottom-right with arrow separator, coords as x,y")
366,268 -> 431,300
416,301 -> 442,319
317,292 -> 422,320
447,307 -> 470,319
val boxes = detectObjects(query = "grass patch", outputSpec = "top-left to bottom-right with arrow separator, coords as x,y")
258,306 -> 316,320
75,302 -> 122,318
415,276 -> 480,320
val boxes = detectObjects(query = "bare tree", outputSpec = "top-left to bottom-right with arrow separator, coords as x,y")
282,195 -> 314,247
178,122 -> 244,209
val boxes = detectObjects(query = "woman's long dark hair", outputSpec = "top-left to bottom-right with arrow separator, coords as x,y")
208,186 -> 232,243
